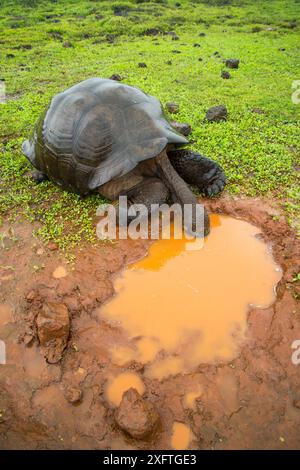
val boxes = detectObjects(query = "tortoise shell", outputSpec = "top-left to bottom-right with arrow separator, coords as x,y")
22,78 -> 188,195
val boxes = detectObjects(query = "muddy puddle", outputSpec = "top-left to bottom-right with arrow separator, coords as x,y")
100,215 -> 281,379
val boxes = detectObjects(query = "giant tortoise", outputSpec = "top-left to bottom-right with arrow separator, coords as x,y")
22,78 -> 226,236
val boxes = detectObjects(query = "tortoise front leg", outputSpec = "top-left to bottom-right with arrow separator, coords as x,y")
168,149 -> 226,197
118,177 -> 170,225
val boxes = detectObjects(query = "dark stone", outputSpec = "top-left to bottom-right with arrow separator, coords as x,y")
170,121 -> 192,136
143,28 -> 162,36
205,105 -> 228,122
62,41 -> 73,48
138,62 -> 147,68
251,107 -> 265,115
225,58 -> 239,69
199,32 -> 206,37
113,6 -> 129,17
221,70 -> 231,79
106,34 -> 117,43
110,74 -> 122,81
166,102 -> 179,114
194,43 -> 201,47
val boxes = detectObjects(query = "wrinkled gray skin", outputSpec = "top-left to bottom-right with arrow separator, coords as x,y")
22,78 -> 226,236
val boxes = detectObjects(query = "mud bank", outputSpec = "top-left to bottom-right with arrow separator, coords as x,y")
0,197 -> 299,450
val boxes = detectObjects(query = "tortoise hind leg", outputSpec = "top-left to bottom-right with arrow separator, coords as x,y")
168,149 -> 226,197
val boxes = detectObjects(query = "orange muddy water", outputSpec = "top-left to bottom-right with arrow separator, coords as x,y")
171,422 -> 192,450
105,372 -> 145,407
100,215 -> 282,379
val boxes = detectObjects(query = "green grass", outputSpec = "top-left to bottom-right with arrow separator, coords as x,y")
0,0 -> 299,251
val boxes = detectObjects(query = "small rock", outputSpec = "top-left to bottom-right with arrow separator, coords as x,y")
26,290 -> 37,301
198,57 -> 203,61
63,386 -> 82,404
205,105 -> 228,122
106,34 -> 117,44
36,302 -> 70,363
19,326 -> 35,347
62,41 -> 73,48
293,398 -> 300,409
113,6 -> 128,17
251,107 -> 265,114
194,43 -> 201,47
279,48 -> 286,51
95,14 -> 104,20
286,20 -> 297,29
170,121 -> 192,136
199,32 -> 206,37
110,74 -> 122,81
36,248 -> 44,256
138,62 -> 147,68
23,332 -> 35,346
167,31 -> 179,40
143,28 -> 161,37
172,50 -> 181,54
166,102 -> 179,114
225,58 -> 240,69
47,242 -> 58,251
115,388 -> 159,439
53,266 -> 67,279
221,70 -> 231,79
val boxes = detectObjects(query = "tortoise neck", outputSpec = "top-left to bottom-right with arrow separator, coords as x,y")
156,150 -> 197,207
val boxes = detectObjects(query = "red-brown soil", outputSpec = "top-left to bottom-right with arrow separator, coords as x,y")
0,196 -> 299,450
